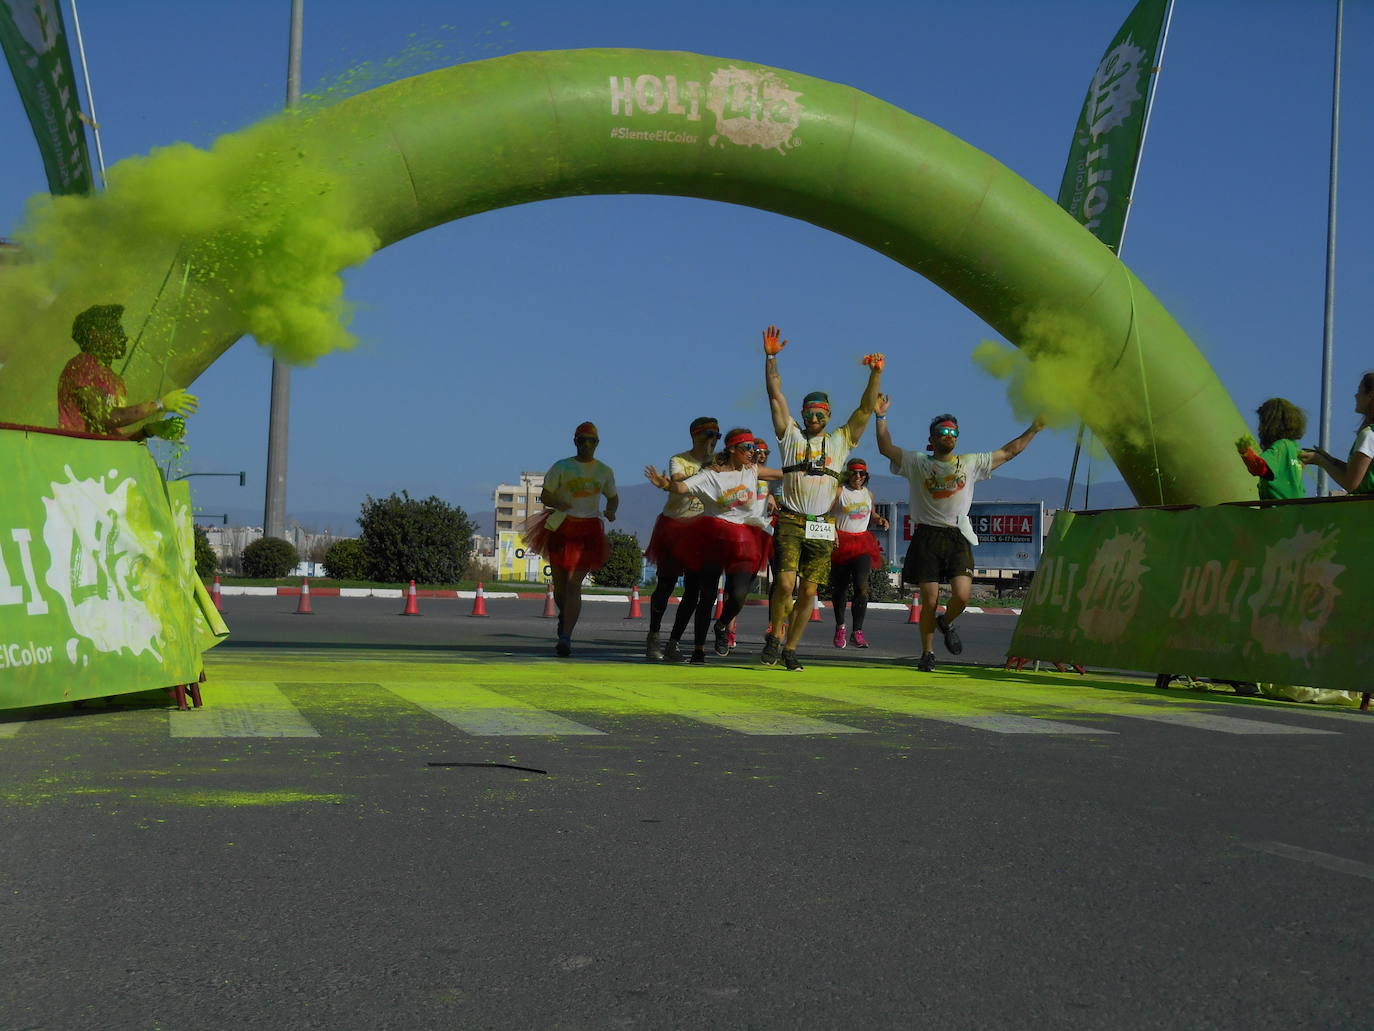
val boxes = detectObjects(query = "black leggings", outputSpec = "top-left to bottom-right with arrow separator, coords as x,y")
651,563 -> 707,641
830,555 -> 872,631
688,569 -> 753,650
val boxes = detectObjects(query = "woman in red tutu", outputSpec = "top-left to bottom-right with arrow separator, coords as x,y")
828,458 -> 889,649
523,422 -> 618,657
645,428 -> 780,664
642,416 -> 719,663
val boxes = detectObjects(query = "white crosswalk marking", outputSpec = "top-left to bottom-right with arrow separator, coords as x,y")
931,714 -> 1116,735
576,682 -> 867,736
1116,710 -> 1338,735
169,682 -> 320,738
383,683 -> 606,736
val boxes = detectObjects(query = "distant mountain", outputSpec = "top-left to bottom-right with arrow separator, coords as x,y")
609,474 -> 1138,544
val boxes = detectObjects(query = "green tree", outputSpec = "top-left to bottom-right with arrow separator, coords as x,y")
241,536 -> 299,579
592,530 -> 643,588
359,491 -> 474,584
322,538 -> 369,580
193,525 -> 218,580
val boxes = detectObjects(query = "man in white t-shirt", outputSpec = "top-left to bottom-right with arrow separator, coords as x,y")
876,395 -> 1044,672
760,324 -> 884,672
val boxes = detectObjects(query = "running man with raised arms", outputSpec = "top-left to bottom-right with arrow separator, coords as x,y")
761,325 -> 884,672
875,395 -> 1043,672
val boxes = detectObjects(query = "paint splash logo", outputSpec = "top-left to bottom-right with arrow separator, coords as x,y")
2,0 -> 62,60
706,67 -> 803,153
1085,37 -> 1147,139
1074,528 -> 1148,644
41,466 -> 163,659
1248,526 -> 1344,665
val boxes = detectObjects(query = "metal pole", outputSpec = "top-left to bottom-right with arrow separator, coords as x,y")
264,0 -> 303,538
1064,0 -> 1175,508
66,0 -> 107,187
1318,0 -> 1344,497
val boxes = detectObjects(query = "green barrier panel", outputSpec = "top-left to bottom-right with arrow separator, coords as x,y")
0,425 -> 227,710
2,49 -> 1254,505
1009,497 -> 1373,690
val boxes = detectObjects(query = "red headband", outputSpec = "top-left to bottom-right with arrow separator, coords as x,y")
802,401 -> 831,414
725,429 -> 755,448
934,420 -> 957,431
847,460 -> 868,473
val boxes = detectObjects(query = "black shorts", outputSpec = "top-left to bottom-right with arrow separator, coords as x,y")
902,524 -> 974,585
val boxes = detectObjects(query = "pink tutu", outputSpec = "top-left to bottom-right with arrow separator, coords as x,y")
522,510 -> 609,573
644,513 -> 710,571
831,529 -> 883,567
700,517 -> 774,575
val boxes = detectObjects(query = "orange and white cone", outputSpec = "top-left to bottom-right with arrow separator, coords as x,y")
295,578 -> 313,615
400,579 -> 421,616
810,595 -> 823,622
542,581 -> 557,618
469,581 -> 489,617
211,575 -> 224,613
906,590 -> 921,624
626,583 -> 643,619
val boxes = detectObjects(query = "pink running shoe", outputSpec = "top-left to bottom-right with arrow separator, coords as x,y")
852,630 -> 868,648
834,626 -> 847,649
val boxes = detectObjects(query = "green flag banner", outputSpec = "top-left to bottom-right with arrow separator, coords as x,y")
1009,498 -> 1373,690
0,0 -> 93,195
1056,0 -> 1169,251
0,425 -> 227,710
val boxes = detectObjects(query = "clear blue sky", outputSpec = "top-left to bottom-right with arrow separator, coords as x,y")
1,1 -> 1368,532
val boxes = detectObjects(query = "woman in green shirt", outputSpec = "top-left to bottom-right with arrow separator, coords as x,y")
1236,397 -> 1307,500
1301,371 -> 1374,494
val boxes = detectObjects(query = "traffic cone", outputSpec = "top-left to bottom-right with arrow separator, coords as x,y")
905,590 -> 921,624
400,579 -> 421,616
810,595 -> 822,622
625,583 -> 643,619
542,581 -> 557,618
295,578 -> 313,615
210,575 -> 224,613
469,581 -> 489,617
712,584 -> 725,620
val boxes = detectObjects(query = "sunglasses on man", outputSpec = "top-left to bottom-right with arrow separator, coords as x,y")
575,435 -> 599,445
934,427 -> 959,438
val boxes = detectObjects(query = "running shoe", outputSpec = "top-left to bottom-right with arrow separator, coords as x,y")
852,630 -> 868,648
917,652 -> 936,672
936,612 -> 963,655
662,639 -> 685,663
833,626 -> 847,649
760,635 -> 782,666
555,637 -> 572,658
781,649 -> 804,672
714,622 -> 730,657
689,649 -> 707,665
645,631 -> 662,662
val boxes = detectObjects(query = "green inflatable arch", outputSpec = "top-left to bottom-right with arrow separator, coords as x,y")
72,49 -> 1261,504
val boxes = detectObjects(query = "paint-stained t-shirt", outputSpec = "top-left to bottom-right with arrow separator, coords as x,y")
831,486 -> 874,533
682,467 -> 768,528
544,458 -> 617,518
777,421 -> 851,515
1257,438 -> 1305,500
889,449 -> 994,529
57,353 -> 125,434
662,450 -> 710,519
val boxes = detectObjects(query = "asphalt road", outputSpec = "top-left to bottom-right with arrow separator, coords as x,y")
3,598 -> 1373,1030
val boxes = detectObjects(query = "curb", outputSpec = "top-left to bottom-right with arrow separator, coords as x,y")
213,585 -> 1020,614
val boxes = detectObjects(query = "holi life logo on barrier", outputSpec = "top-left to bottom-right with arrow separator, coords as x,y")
41,467 -> 164,663
608,66 -> 804,154
1073,528 -> 1148,645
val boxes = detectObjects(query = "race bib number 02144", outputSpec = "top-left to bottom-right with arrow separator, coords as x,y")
804,517 -> 836,543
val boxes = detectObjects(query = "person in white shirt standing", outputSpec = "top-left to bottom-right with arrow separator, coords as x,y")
875,395 -> 1043,672
523,421 -> 619,658
828,457 -> 890,650
761,324 -> 884,672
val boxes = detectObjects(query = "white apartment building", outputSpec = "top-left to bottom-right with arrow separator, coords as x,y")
493,472 -> 545,535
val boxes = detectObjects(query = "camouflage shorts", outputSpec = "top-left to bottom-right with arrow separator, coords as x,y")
774,510 -> 836,586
